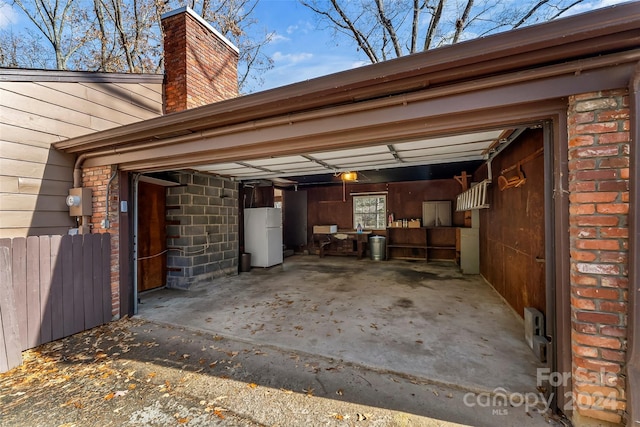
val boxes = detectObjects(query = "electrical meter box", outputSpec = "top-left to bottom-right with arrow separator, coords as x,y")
67,187 -> 92,216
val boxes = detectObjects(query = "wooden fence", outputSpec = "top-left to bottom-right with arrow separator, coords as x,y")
0,234 -> 112,372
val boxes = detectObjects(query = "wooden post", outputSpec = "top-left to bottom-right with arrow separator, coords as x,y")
454,172 -> 472,227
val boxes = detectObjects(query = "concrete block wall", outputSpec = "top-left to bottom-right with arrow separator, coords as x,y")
81,165 -> 120,318
568,89 -> 629,425
166,171 -> 238,288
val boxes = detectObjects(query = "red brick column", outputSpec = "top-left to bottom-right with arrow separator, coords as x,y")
568,89 -> 629,424
81,166 -> 120,318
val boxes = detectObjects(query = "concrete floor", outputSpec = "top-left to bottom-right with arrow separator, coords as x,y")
138,255 -> 544,395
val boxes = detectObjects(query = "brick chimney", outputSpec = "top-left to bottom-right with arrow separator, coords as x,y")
161,7 -> 239,113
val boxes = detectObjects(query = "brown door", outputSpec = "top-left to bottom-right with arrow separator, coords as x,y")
137,181 -> 166,292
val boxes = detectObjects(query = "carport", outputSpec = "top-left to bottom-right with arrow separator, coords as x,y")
54,4 -> 639,424
137,256 -> 544,395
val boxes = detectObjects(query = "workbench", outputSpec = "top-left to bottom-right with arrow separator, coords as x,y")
313,231 -> 371,259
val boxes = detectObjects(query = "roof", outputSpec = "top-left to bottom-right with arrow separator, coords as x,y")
0,68 -> 164,84
53,2 -> 640,178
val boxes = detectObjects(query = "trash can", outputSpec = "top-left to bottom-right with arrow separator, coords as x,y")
369,236 -> 386,261
240,253 -> 252,272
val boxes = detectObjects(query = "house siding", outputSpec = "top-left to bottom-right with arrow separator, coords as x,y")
0,78 -> 163,238
568,89 -> 629,425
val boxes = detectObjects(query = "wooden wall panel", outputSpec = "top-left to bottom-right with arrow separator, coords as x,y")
476,128 -> 546,317
306,179 -> 464,257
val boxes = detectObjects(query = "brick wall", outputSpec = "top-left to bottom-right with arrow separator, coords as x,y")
568,89 -> 630,425
81,165 -> 120,318
166,172 -> 238,288
162,8 -> 239,113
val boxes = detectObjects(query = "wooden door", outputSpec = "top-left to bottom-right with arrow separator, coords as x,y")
137,181 -> 166,292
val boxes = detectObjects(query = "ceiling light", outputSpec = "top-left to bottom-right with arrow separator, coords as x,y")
341,171 -> 358,181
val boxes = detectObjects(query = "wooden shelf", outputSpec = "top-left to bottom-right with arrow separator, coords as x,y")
386,227 -> 428,260
387,244 -> 428,249
386,227 -> 457,261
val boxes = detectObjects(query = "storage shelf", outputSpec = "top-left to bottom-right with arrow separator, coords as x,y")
387,244 -> 428,249
386,226 -> 457,261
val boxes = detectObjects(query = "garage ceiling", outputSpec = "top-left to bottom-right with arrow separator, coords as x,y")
192,129 -> 506,183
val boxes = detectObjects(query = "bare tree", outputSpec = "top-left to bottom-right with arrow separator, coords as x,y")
301,0 -> 586,63
7,0 -> 272,91
86,0 -> 164,72
11,0 -> 92,69
184,0 -> 274,90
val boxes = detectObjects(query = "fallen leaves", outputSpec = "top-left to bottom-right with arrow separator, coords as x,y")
248,383 -> 258,389
104,390 -> 128,400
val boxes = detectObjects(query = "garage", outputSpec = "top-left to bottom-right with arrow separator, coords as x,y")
53,4 -> 639,424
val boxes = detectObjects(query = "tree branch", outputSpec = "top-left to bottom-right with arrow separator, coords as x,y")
424,0 -> 444,50
374,0 -> 402,57
452,0 -> 473,43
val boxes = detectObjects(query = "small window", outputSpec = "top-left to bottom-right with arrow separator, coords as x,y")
353,195 -> 386,230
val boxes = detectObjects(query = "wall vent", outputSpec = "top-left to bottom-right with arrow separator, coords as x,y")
524,307 -> 548,362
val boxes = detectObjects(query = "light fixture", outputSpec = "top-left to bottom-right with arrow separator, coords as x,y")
341,171 -> 358,181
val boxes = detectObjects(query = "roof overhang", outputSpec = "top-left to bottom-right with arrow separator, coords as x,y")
53,2 -> 640,181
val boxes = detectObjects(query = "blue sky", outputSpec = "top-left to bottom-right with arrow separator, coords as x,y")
249,0 -> 630,90
251,0 -> 371,90
0,0 -> 631,91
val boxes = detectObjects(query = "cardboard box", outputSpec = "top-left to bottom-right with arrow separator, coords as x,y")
408,219 -> 421,228
313,225 -> 338,234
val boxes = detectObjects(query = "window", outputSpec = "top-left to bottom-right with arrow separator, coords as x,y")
353,195 -> 386,230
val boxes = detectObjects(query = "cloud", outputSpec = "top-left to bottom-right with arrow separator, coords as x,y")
0,1 -> 18,29
545,0 -> 628,18
286,25 -> 298,34
350,60 -> 369,69
268,33 -> 290,44
286,21 -> 313,35
272,51 -> 313,64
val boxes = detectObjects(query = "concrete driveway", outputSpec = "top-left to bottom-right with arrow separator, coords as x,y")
138,256 -> 543,396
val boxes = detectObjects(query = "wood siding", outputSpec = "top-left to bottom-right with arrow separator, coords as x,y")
0,234 -> 111,372
0,78 -> 163,238
476,129 -> 546,317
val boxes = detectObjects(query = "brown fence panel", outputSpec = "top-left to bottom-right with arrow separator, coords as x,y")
50,235 -> 64,341
0,234 -> 112,373
0,245 -> 22,372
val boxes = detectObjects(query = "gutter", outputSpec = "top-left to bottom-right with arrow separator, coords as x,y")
62,51 -> 640,168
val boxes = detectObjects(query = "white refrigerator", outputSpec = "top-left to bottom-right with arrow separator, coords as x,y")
244,207 -> 283,267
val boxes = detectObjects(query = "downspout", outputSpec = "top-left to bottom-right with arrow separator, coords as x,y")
626,61 -> 640,427
132,173 -> 141,315
73,153 -> 91,233
73,153 -> 89,188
